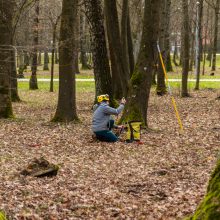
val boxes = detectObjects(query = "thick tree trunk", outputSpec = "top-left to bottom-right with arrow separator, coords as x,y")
84,0 -> 113,103
181,0 -> 190,97
53,0 -> 78,122
29,0 -> 39,90
104,0 -> 127,98
121,0 -> 161,125
186,159 -> 220,219
0,0 -> 14,118
211,2 -> 220,71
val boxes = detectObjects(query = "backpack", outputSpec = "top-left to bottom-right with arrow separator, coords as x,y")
126,121 -> 142,143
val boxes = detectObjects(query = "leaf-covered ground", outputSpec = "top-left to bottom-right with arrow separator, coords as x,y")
0,89 -> 219,220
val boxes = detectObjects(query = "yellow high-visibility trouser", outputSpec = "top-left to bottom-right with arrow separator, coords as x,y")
126,121 -> 142,141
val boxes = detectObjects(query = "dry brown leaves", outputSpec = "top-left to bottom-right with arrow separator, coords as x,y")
0,89 -> 219,220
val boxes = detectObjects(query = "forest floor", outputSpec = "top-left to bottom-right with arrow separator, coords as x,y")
0,88 -> 220,220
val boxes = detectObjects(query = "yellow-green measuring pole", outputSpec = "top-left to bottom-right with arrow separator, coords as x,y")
157,43 -> 184,132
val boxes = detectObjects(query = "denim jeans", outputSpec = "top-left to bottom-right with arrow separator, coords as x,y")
94,130 -> 118,142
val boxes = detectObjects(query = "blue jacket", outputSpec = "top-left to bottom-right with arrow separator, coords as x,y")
92,102 -> 124,132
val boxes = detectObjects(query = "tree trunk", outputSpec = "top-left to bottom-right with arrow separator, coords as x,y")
186,159 -> 220,219
50,26 -> 56,92
195,0 -> 203,90
84,0 -> 113,104
55,48 -> 59,64
202,4 -> 210,75
53,0 -> 79,122
157,0 -> 167,96
38,51 -> 42,65
127,9 -> 135,75
29,0 -> 39,90
164,0 -> 173,72
189,33 -> 195,71
43,50 -> 49,70
0,0 -> 14,118
173,40 -> 179,66
104,0 -> 127,98
10,48 -> 20,102
74,9 -> 80,74
121,0 -> 130,79
211,1 -> 220,71
18,51 -> 25,78
181,0 -> 190,97
24,51 -> 30,68
80,9 -> 89,70
121,0 -> 161,125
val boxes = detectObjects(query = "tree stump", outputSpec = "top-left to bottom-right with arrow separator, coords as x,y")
20,157 -> 59,177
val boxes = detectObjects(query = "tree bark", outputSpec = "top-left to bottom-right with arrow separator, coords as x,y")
164,0 -> 173,72
127,8 -> 135,75
211,0 -> 220,71
0,0 -> 14,118
74,9 -> 80,74
121,0 -> 130,79
38,51 -> 42,65
84,0 -> 113,103
10,48 -> 20,102
50,26 -> 56,92
181,0 -> 190,97
173,40 -> 179,66
30,0 -> 39,90
55,48 -> 59,64
80,9 -> 89,70
18,51 -> 25,78
195,0 -> 203,90
104,0 -> 127,98
53,0 -> 78,122
202,4 -> 210,75
24,51 -> 30,68
157,0 -> 167,96
186,159 -> 220,219
43,50 -> 49,70
121,0 -> 161,125
189,33 -> 195,71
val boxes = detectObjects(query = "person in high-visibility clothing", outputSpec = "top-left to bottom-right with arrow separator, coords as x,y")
92,94 -> 126,142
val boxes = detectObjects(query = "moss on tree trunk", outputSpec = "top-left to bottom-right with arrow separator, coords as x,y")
0,211 -> 7,220
120,0 -> 161,125
186,159 -> 220,220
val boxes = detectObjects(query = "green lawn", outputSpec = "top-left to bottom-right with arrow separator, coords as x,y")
18,81 -> 95,93
18,80 -> 219,94
19,53 -> 220,82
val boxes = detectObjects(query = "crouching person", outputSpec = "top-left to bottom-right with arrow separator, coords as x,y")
92,94 -> 126,142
